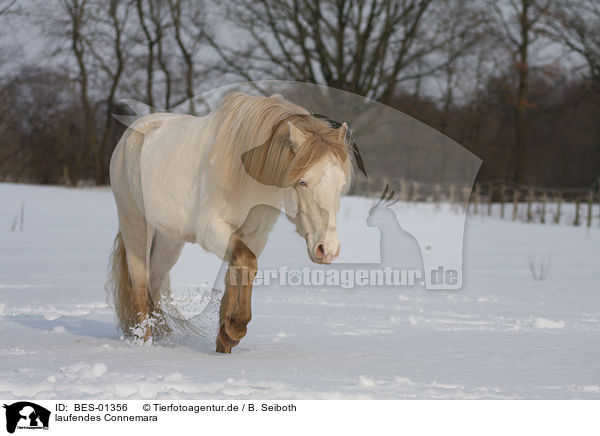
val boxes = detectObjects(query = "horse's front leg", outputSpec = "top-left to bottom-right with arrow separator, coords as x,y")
216,236 -> 257,353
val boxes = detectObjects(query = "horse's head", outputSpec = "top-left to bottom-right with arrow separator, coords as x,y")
238,101 -> 363,264
283,120 -> 352,264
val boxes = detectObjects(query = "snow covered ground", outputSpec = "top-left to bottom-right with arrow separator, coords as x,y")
0,182 -> 598,399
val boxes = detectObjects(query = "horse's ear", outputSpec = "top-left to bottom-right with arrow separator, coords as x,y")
287,121 -> 307,152
338,122 -> 348,142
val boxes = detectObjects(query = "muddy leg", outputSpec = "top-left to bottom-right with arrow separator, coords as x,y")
118,212 -> 152,341
216,237 -> 257,353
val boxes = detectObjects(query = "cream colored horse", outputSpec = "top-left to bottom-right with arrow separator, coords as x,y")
108,92 -> 354,352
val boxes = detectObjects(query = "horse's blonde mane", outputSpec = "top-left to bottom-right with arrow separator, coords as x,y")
208,92 -> 353,200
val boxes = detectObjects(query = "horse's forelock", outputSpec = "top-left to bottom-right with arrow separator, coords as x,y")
278,115 -> 352,185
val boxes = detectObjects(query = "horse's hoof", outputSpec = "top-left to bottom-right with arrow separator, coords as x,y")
216,340 -> 232,354
216,325 -> 239,353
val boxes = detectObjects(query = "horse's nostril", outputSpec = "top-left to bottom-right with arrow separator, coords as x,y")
316,244 -> 325,259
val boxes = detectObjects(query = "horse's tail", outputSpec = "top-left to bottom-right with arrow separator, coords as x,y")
106,231 -> 137,335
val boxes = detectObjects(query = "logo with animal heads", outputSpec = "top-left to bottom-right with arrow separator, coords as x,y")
2,402 -> 50,434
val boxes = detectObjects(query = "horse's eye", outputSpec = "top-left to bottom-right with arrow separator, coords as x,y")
299,180 -> 308,187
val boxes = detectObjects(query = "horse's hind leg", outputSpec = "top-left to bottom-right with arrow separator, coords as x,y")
148,232 -> 184,334
117,208 -> 153,340
216,236 -> 257,353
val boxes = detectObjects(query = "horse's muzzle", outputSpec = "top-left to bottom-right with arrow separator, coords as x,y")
314,243 -> 340,264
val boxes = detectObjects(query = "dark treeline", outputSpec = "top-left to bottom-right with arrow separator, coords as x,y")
391,72 -> 600,188
0,0 -> 599,188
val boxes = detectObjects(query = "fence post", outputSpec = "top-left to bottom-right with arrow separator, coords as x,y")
487,184 -> 493,216
473,183 -> 481,215
574,197 -> 581,226
512,189 -> 520,221
434,184 -> 441,209
462,186 -> 471,212
411,182 -> 420,203
400,178 -> 409,202
541,193 -> 547,224
526,189 -> 534,223
587,190 -> 594,228
449,184 -> 456,211
500,183 -> 506,219
554,191 -> 562,224
63,165 -> 72,187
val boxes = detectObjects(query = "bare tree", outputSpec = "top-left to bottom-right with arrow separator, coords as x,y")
135,0 -> 172,109
488,0 -> 552,183
541,0 -> 600,92
0,0 -> 20,67
208,0 -> 449,103
167,0 -> 207,114
0,0 -> 17,16
53,0 -> 132,183
0,68 -> 88,183
61,0 -> 97,180
87,0 -> 132,181
435,0 -> 489,134
131,0 -> 210,113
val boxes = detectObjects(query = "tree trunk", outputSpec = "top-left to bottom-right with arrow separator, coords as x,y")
512,0 -> 531,183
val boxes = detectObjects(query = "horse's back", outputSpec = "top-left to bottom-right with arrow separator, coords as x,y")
111,113 -> 200,193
